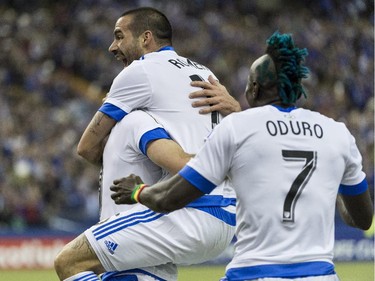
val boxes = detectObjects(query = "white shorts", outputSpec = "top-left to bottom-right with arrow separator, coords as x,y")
85,204 -> 235,280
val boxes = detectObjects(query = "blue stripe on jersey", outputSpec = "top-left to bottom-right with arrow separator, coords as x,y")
186,195 -> 235,207
93,209 -> 164,240
73,272 -> 100,281
194,206 -> 236,226
101,269 -> 168,281
225,261 -> 335,280
339,178 -> 368,195
139,128 -> 172,155
179,165 -> 216,194
94,209 -> 153,234
140,46 -> 175,60
99,102 -> 127,121
272,105 -> 297,112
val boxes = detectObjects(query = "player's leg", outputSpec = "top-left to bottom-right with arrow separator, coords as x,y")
54,233 -> 174,281
63,205 -> 178,281
54,233 -> 105,280
84,205 -> 234,269
54,224 -> 177,281
56,204 -> 233,281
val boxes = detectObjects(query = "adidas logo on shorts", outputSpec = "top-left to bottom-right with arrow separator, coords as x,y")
104,240 -> 118,255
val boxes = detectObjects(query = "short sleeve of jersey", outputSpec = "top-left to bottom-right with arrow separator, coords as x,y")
339,126 -> 367,195
99,62 -> 152,121
120,111 -> 171,157
179,116 -> 236,194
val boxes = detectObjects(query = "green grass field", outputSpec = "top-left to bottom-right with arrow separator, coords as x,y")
0,262 -> 373,281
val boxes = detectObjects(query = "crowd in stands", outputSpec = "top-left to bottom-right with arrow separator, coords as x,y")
0,0 -> 373,233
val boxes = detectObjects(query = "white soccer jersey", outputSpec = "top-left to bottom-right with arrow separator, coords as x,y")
100,110 -> 179,281
101,110 -> 170,220
179,105 -> 367,280
99,47 -> 236,203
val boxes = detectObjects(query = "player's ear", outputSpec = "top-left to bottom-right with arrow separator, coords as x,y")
141,30 -> 153,45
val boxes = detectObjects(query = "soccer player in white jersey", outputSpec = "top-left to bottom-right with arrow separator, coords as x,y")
54,7 -> 240,281
55,108 -> 236,281
99,110 -> 172,220
112,32 -> 374,281
76,7 -> 239,220
100,110 -> 178,280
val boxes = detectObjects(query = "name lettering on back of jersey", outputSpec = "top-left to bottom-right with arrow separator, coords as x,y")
266,120 -> 323,138
168,58 -> 209,70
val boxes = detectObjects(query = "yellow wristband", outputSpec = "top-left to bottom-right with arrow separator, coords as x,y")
131,184 -> 148,203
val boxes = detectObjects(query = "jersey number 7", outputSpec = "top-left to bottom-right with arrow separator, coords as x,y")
282,150 -> 317,223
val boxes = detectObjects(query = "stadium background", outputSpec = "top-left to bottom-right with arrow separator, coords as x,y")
0,0 -> 373,279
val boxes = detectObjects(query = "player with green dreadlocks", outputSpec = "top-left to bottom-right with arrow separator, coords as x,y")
266,31 -> 309,103
110,31 -> 373,281
245,31 -> 310,109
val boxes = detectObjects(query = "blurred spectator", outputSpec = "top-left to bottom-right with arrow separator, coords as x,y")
0,0 -> 373,232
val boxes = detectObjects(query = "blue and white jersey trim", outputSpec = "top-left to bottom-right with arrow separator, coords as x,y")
99,103 -> 127,121
140,46 -> 175,60
93,205 -> 234,240
194,206 -> 236,226
225,261 -> 335,280
73,272 -> 100,281
179,165 -> 216,194
139,128 -> 172,155
179,166 -> 236,225
101,269 -> 168,281
93,209 -> 164,241
339,178 -> 368,195
186,195 -> 235,208
272,105 -> 297,112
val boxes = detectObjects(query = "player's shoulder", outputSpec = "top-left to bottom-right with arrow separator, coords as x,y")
127,110 -> 157,123
299,107 -> 348,127
117,110 -> 157,130
297,107 -> 353,140
229,105 -> 271,121
112,61 -> 148,85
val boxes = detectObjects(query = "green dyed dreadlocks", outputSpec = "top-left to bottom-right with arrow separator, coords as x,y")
266,31 -> 309,104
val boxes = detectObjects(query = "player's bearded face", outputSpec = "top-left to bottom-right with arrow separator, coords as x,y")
110,16 -> 144,67
118,38 -> 143,67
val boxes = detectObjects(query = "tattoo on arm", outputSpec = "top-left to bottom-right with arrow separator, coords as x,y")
88,114 -> 106,136
94,114 -> 105,126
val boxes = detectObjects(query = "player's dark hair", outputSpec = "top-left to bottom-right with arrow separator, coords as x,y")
266,31 -> 309,104
121,7 -> 172,45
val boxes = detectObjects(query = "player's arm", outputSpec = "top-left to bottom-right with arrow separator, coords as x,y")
77,111 -> 116,165
190,75 -> 242,116
336,188 -> 373,230
141,174 -> 203,212
111,173 -> 204,213
111,138 -> 197,207
147,138 -> 194,175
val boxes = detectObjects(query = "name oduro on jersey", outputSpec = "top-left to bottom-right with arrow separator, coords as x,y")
266,120 -> 323,138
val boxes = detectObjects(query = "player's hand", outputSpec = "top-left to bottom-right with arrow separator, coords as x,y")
189,75 -> 241,116
110,174 -> 144,204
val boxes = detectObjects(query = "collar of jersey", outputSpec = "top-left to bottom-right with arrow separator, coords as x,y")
140,46 -> 175,60
272,104 -> 297,112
